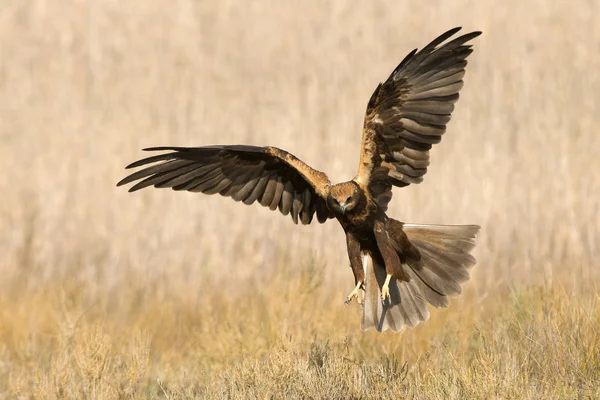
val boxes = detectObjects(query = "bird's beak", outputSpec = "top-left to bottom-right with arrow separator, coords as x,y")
340,203 -> 348,214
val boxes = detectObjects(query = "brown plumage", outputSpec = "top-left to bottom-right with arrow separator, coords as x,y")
118,27 -> 482,332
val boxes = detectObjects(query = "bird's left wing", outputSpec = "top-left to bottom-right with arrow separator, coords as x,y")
117,145 -> 334,225
355,28 -> 481,211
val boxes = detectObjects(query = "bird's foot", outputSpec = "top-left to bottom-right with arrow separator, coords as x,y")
345,281 -> 364,305
381,274 -> 393,302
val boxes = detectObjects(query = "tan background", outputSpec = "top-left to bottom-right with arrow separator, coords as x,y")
0,0 -> 598,397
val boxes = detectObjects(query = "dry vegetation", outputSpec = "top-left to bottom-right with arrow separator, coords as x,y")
0,0 -> 599,398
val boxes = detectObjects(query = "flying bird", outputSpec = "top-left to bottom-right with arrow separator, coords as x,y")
118,27 -> 482,332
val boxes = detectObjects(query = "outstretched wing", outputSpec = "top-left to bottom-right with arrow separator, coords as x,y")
117,145 -> 334,225
356,27 -> 481,211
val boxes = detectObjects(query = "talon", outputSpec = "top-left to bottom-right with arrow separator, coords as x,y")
381,274 -> 392,302
345,281 -> 363,304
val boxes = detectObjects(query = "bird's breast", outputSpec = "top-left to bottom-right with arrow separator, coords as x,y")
336,200 -> 378,234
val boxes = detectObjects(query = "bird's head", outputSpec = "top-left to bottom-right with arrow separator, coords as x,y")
328,181 -> 361,215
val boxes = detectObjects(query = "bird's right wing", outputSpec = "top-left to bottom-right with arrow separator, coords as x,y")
117,145 -> 335,225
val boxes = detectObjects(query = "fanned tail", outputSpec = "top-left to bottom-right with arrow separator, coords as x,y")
361,223 -> 480,332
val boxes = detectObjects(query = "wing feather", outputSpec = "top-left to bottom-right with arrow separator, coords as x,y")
259,175 -> 278,207
291,190 -> 304,224
278,180 -> 294,216
206,175 -> 235,195
269,176 -> 285,211
300,189 -> 313,224
118,145 -> 334,225
244,172 -> 270,205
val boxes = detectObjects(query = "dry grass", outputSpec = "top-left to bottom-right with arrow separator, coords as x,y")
0,0 -> 599,398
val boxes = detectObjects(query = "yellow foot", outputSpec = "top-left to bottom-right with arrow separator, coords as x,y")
381,274 -> 392,302
345,281 -> 363,305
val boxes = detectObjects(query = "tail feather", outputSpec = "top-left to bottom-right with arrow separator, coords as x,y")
412,247 -> 466,295
361,223 -> 480,332
406,262 -> 449,308
361,255 -> 433,331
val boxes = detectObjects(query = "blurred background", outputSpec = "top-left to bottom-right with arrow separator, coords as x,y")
0,0 -> 598,396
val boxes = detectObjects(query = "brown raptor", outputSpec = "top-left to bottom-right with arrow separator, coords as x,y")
118,27 -> 481,332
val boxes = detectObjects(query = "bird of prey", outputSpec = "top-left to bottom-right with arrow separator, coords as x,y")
118,27 -> 481,332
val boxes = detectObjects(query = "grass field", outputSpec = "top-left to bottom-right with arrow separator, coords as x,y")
0,0 -> 599,398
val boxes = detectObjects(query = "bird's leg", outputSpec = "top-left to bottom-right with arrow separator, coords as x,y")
381,274 -> 393,302
345,280 -> 364,304
373,220 -> 406,304
373,220 -> 407,281
345,232 -> 365,304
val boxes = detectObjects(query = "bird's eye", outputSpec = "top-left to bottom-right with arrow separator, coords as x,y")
346,196 -> 352,203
